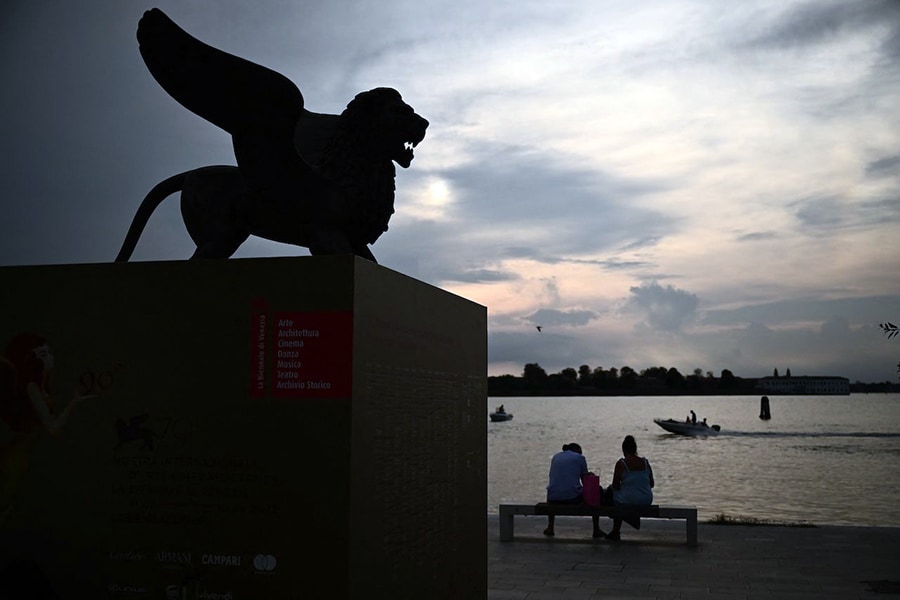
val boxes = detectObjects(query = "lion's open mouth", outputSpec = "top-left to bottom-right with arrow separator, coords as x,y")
395,127 -> 426,168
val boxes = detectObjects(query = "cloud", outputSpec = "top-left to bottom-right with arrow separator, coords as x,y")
742,0 -> 900,51
866,155 -> 900,178
371,141 -> 672,286
819,315 -> 850,340
435,268 -> 519,284
789,194 -> 900,232
702,295 -> 900,328
626,282 -> 699,332
790,196 -> 846,230
440,142 -> 666,229
702,319 -> 896,381
737,231 -> 779,242
524,308 -> 598,328
488,330 -> 600,371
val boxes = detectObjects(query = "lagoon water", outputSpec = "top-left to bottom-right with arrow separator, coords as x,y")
488,394 -> 900,526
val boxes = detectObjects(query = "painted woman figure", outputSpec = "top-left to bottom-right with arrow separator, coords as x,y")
0,333 -> 90,522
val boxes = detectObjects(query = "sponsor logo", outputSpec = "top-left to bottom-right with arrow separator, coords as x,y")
107,583 -> 149,593
201,554 -> 241,567
156,551 -> 192,565
113,414 -> 160,451
167,586 -> 233,600
108,551 -> 144,562
199,592 -> 234,600
253,554 -> 277,572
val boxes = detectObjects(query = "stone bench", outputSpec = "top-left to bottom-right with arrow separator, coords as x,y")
498,503 -> 698,546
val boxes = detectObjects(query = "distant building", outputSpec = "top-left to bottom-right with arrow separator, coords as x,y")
756,376 -> 850,395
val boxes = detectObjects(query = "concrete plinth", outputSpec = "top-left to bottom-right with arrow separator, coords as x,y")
0,256 -> 487,599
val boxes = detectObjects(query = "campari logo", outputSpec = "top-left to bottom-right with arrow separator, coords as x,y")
201,554 -> 241,567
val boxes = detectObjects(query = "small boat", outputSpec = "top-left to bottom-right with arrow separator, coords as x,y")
653,418 -> 720,436
489,410 -> 513,422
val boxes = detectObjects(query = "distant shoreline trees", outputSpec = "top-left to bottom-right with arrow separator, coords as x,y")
488,363 -> 900,396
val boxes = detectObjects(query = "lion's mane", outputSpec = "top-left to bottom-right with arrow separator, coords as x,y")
315,88 -> 406,245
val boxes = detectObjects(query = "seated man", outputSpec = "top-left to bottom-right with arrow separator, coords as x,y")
544,443 -> 603,538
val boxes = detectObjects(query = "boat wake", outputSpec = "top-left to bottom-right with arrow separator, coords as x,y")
720,430 -> 900,439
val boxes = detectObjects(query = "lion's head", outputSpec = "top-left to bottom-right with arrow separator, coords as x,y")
339,87 -> 428,168
306,88 -> 427,246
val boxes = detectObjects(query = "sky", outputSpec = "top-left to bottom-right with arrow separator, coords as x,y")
1,0 -> 899,383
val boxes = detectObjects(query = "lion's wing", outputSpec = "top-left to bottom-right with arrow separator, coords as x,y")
137,8 -> 304,136
293,111 -> 341,168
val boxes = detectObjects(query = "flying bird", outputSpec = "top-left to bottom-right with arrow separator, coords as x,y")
536,326 -> 542,332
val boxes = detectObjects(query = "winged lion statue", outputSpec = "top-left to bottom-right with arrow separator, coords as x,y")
116,8 -> 428,263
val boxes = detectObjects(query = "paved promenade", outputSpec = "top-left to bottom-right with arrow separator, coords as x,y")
487,514 -> 900,599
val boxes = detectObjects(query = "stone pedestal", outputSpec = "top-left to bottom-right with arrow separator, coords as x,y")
0,256 -> 486,599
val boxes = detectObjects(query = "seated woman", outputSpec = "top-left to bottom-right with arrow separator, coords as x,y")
544,442 -> 603,538
604,435 -> 654,541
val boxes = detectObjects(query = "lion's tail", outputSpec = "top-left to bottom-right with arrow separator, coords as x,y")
115,172 -> 190,262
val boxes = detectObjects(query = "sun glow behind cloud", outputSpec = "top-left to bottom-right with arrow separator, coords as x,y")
402,177 -> 454,221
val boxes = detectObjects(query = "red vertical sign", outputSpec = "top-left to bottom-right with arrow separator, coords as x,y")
270,311 -> 353,398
